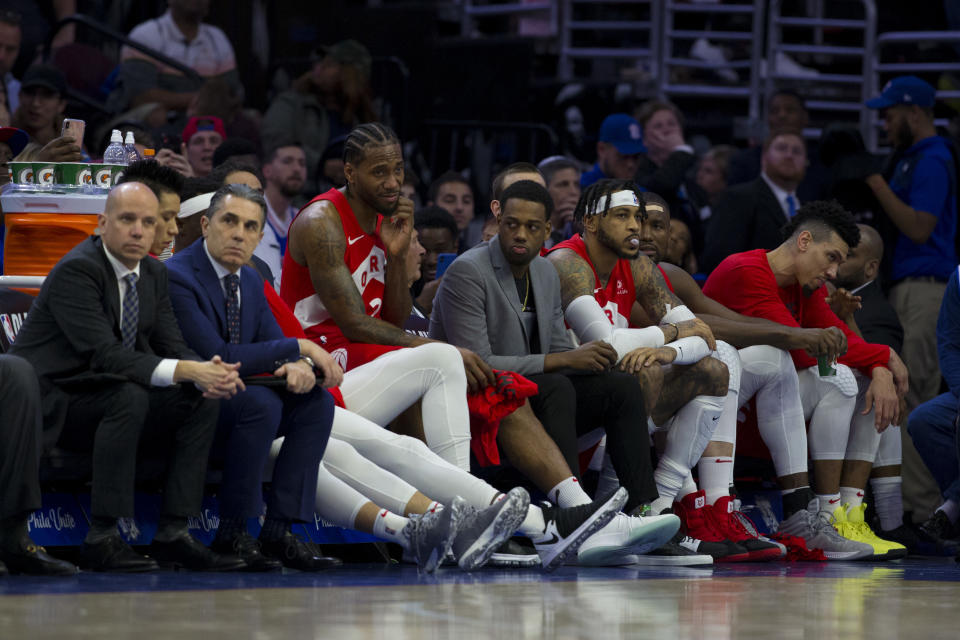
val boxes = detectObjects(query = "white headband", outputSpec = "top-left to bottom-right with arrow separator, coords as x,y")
589,190 -> 640,216
178,192 -> 214,219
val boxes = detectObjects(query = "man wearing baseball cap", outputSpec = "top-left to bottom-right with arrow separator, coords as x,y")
182,115 -> 226,177
580,113 -> 646,189
864,76 -> 957,421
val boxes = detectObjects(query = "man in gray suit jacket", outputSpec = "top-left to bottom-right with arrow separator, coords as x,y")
431,180 -> 680,566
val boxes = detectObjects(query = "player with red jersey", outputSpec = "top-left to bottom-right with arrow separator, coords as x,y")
546,179 -> 781,562
704,200 -> 910,558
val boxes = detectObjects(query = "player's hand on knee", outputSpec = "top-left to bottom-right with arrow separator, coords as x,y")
864,368 -> 898,431
619,346 -> 676,373
675,318 -> 716,351
455,347 -> 495,392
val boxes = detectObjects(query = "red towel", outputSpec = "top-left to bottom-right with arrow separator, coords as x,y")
467,369 -> 539,467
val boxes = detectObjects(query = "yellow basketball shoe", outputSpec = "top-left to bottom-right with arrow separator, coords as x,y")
844,503 -> 907,559
830,504 -> 883,560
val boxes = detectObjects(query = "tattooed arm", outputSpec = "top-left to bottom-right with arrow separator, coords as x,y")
546,248 -> 598,310
632,255 -> 716,349
288,201 -> 428,347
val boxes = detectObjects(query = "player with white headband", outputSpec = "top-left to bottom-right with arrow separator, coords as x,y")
547,179 -> 782,563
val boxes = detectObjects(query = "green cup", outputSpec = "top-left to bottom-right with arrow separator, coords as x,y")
90,163 -> 116,189
817,355 -> 837,377
32,162 -> 56,186
10,161 -> 33,184
109,164 -> 126,185
56,162 -> 93,186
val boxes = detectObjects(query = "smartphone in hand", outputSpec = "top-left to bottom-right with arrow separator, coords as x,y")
435,252 -> 457,279
61,118 -> 85,145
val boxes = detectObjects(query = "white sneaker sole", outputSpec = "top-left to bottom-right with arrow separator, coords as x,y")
577,515 -> 681,566
628,553 -> 714,566
537,487 -> 627,572
457,489 -> 530,571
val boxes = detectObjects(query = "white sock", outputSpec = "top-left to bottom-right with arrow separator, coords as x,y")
698,456 -> 733,505
869,477 -> 903,531
517,505 -> 546,537
680,473 -> 699,498
938,499 -> 960,524
839,486 -> 865,509
651,456 -> 689,514
549,477 -> 591,508
372,509 -> 412,550
816,492 -> 842,515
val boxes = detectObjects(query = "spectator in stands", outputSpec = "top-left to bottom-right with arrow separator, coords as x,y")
695,144 -> 736,215
581,113 -> 644,188
212,137 -> 259,170
166,183 -> 341,571
0,81 -> 10,127
262,40 -> 375,195
412,205 -> 458,316
666,218 -> 697,275
428,171 -> 479,252
401,169 -> 421,209
727,89 -> 830,202
253,143 -> 307,284
864,76 -> 958,415
908,265 -> 960,555
112,0 -> 243,119
0,10 -> 21,114
117,160 -> 185,262
181,115 -> 225,178
9,182 -> 246,573
210,158 -> 263,192
317,135 -> 347,193
538,155 -> 581,249
0,355 -> 78,575
12,64 -> 66,146
634,100 -> 706,258
701,129 -> 807,273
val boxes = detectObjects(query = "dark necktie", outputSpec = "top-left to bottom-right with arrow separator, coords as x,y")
121,273 -> 139,349
225,274 -> 240,344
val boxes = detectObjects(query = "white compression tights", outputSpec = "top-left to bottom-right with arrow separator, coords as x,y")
874,425 -> 902,468
844,372 -> 897,463
738,345 -> 809,477
338,343 -> 472,470
798,365 -> 858,461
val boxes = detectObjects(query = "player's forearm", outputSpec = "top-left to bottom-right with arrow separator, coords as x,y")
341,314 -> 427,347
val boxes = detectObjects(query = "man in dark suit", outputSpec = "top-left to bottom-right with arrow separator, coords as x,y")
10,182 -> 246,573
702,130 -> 807,273
0,355 -> 77,575
166,183 -> 342,571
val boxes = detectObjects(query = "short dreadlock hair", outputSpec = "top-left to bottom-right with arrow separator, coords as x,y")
782,199 -> 860,248
342,122 -> 400,165
572,179 -> 645,226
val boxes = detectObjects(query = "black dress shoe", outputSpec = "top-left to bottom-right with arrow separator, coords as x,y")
1,541 -> 78,576
211,532 -> 282,572
260,532 -> 341,571
80,535 -> 159,573
149,533 -> 247,571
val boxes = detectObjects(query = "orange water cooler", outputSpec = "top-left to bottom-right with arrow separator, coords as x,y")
1,186 -> 107,277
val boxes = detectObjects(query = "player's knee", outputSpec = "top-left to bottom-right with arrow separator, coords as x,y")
698,356 -> 729,396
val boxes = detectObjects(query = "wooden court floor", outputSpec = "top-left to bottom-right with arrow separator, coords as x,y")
1,559 -> 959,639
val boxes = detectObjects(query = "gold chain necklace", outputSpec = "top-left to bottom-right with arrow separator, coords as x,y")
522,272 -> 530,311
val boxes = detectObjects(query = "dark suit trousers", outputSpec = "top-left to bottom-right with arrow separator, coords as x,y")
528,370 -> 657,512
0,355 -> 43,519
214,386 -> 333,522
57,382 -> 218,519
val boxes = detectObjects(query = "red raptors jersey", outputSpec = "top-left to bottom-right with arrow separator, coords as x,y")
280,188 -> 386,352
548,235 -> 635,328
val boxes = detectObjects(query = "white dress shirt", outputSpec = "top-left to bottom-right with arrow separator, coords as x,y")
101,244 -> 177,386
761,171 -> 799,221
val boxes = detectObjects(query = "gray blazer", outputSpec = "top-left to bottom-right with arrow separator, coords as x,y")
429,237 -> 573,375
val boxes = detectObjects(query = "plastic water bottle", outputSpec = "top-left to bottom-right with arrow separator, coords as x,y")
123,131 -> 142,164
102,129 -> 127,165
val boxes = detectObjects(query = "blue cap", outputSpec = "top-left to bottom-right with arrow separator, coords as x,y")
598,113 -> 646,155
866,76 -> 936,109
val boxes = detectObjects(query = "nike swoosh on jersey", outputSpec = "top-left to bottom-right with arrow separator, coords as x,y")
347,235 -> 364,245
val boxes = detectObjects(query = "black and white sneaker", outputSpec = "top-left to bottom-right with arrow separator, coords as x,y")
451,487 -> 529,571
488,537 -> 541,568
631,535 -> 715,566
532,487 -> 626,572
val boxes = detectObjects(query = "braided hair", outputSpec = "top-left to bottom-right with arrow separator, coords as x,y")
572,179 -> 646,226
342,122 -> 400,165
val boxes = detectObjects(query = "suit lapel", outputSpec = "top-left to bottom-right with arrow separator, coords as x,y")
192,243 -> 228,336
488,238 -> 526,339
756,178 -> 788,225
529,259 -> 555,354
91,237 -> 123,330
